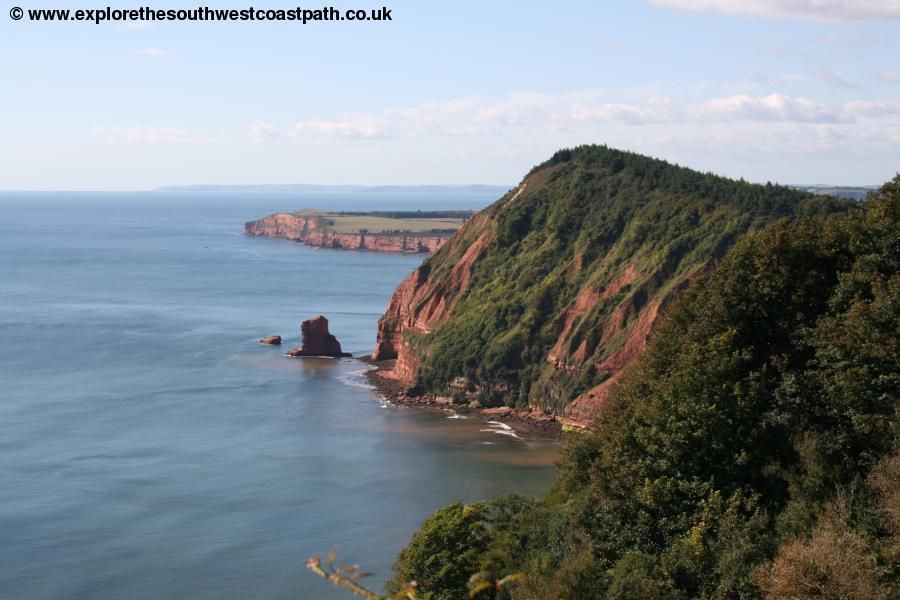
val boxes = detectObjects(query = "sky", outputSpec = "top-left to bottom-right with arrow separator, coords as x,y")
1,0 -> 899,190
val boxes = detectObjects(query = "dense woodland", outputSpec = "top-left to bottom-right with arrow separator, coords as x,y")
382,173 -> 900,599
311,149 -> 898,599
406,147 -> 850,412
311,147 -> 900,600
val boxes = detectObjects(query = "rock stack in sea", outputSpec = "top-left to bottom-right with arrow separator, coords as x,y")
286,315 -> 351,358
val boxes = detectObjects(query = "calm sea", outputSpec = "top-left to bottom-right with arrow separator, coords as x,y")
0,191 -> 560,600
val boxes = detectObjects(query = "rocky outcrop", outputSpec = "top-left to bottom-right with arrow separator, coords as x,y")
245,213 -> 450,253
372,216 -> 492,382
368,175 -> 669,428
369,146 -> 847,430
259,335 -> 282,345
286,315 -> 351,358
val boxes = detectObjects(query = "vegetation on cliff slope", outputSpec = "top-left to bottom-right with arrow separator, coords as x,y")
379,175 -> 899,599
398,146 -> 848,414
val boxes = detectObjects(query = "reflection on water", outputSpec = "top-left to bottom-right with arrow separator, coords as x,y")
0,191 -> 559,600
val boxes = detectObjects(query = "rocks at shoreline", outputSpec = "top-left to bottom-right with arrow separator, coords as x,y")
482,406 -> 557,424
286,315 -> 351,358
361,358 -> 562,439
259,335 -> 282,345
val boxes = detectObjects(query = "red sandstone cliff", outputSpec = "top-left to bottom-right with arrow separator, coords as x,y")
368,146 -> 826,429
371,249 -> 669,428
368,170 -> 706,429
245,213 -> 450,253
372,215 -> 492,388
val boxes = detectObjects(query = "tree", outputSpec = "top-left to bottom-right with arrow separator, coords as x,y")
387,502 -> 490,600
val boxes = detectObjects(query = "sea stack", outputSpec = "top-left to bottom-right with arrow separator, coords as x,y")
286,315 -> 351,358
259,335 -> 282,345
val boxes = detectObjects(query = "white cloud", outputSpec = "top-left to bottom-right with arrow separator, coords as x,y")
249,116 -> 390,140
387,98 -> 486,135
248,120 -> 292,141
246,91 -> 900,175
131,47 -> 171,58
875,69 -> 900,84
92,126 -> 193,144
648,0 -> 900,22
293,116 -> 388,139
842,99 -> 900,119
562,97 -> 676,125
687,94 -> 843,123
251,93 -> 900,140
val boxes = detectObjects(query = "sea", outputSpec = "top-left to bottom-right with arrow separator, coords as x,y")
0,191 -> 560,600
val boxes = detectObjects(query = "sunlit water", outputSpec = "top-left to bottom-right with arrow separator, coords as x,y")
0,192 -> 560,600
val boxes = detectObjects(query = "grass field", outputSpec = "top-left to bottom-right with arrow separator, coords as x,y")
291,209 -> 471,234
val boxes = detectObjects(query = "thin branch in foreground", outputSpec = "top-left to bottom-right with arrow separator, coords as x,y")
306,549 -> 416,600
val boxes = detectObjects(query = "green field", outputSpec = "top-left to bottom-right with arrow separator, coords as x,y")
291,209 -> 472,234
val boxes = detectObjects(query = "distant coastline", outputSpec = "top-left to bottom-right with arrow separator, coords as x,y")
788,184 -> 877,201
245,209 -> 473,254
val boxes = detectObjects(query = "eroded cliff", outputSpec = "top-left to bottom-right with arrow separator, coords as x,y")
371,145 -> 849,428
245,213 -> 451,253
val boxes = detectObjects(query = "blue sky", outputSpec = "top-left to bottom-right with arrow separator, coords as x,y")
1,0 -> 899,189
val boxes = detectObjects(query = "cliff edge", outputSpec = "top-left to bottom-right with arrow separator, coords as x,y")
245,211 -> 469,253
371,145 -> 850,428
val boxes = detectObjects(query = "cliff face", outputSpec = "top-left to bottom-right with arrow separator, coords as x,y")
372,215 -> 492,382
245,213 -> 448,253
372,145 -> 849,428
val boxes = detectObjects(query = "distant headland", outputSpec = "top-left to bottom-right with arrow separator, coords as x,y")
245,209 -> 473,253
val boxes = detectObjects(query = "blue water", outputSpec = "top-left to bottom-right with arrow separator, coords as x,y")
0,192 -> 560,600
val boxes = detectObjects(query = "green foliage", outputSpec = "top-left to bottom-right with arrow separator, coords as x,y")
408,145 -> 850,411
606,553 -> 679,600
386,175 -> 899,600
387,502 -> 491,600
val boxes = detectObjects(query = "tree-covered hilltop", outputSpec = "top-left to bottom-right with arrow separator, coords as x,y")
380,176 -> 900,599
377,145 -> 850,423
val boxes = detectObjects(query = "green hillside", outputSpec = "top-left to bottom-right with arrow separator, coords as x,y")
396,146 -> 850,418
381,174 -> 900,600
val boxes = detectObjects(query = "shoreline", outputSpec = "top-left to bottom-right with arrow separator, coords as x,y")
245,232 -> 444,255
244,212 -> 458,254
359,357 -> 563,440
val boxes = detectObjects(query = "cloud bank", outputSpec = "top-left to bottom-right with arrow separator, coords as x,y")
249,92 -> 900,141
